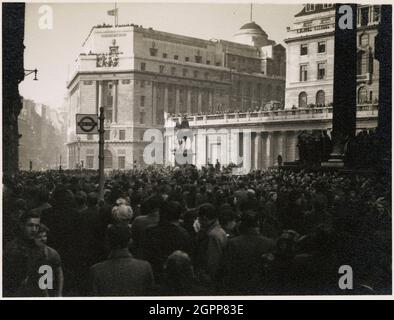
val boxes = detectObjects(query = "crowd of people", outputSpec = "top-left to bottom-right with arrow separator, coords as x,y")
3,165 -> 391,296
297,130 -> 333,166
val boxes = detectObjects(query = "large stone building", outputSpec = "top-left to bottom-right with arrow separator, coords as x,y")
285,4 -> 381,109
164,4 -> 381,170
66,20 -> 286,169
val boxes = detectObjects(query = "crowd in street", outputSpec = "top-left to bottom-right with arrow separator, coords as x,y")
3,165 -> 391,296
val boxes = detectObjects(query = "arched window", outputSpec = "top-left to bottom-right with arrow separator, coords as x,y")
316,90 -> 325,106
299,92 -> 307,108
104,149 -> 113,169
358,87 -> 368,104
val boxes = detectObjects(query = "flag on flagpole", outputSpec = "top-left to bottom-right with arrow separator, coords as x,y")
107,8 -> 118,16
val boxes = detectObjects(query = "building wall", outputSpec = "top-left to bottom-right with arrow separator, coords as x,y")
67,23 -> 286,169
285,4 -> 380,110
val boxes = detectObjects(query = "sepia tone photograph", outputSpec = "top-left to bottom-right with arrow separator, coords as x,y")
2,1 -> 392,299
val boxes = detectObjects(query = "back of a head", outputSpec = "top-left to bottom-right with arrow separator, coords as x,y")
239,210 -> 260,233
38,187 -> 50,204
198,203 -> 217,221
106,224 -> 131,249
87,192 -> 98,207
160,201 -> 182,223
112,204 -> 133,224
140,195 -> 162,215
165,250 -> 193,283
75,191 -> 87,206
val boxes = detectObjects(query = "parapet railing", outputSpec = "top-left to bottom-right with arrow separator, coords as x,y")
167,104 -> 378,127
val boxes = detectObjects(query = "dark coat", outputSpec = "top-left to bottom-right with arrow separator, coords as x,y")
89,249 -> 154,296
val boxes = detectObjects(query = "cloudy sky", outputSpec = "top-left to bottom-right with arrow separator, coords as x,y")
19,1 -> 302,110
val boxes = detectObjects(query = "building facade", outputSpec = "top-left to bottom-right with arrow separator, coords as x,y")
285,4 -> 381,109
164,105 -> 378,170
66,20 -> 285,169
18,99 -> 65,170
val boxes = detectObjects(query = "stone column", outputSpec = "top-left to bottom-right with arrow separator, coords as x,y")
261,132 -> 267,169
164,85 -> 169,113
265,132 -> 273,168
196,132 -> 207,168
152,82 -> 157,125
198,90 -> 202,113
254,131 -> 262,169
208,90 -> 213,113
112,80 -> 118,123
250,132 -> 256,170
187,89 -> 192,114
175,86 -> 180,114
243,129 -> 252,173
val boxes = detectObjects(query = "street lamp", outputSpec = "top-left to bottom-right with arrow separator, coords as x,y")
24,68 -> 38,81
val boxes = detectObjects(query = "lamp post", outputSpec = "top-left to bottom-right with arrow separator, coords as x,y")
77,136 -> 81,170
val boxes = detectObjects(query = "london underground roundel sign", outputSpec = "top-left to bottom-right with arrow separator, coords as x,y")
76,114 -> 98,134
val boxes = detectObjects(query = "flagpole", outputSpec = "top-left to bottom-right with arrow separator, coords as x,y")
114,3 -> 118,27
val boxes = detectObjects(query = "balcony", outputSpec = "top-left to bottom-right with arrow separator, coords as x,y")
357,73 -> 371,83
286,23 -> 335,38
166,104 -> 378,128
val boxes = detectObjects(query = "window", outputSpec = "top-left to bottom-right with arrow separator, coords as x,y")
358,52 -> 369,74
360,7 -> 369,26
86,156 -> 94,169
171,67 -> 176,76
358,87 -> 368,104
149,48 -> 158,56
193,70 -> 199,78
373,6 -> 381,22
360,34 -> 369,46
299,92 -> 307,108
119,130 -> 125,140
318,41 -> 326,53
316,90 -> 325,105
185,57 -> 190,62
323,4 -> 333,9
140,96 -> 145,107
140,112 -> 145,124
215,62 -> 221,66
140,80 -> 145,88
104,130 -> 110,140
204,72 -> 209,80
317,63 -> 326,80
300,44 -> 308,55
140,62 -> 146,71
159,65 -> 165,73
107,95 -> 113,106
104,149 -> 113,169
122,79 -> 130,84
162,53 -> 167,58
299,65 -> 308,81
183,68 -> 188,77
206,60 -> 211,65
195,56 -> 202,63
174,55 -> 179,60
306,4 -> 315,12
118,156 -> 125,169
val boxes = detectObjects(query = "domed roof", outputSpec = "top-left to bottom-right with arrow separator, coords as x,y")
238,21 -> 267,36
